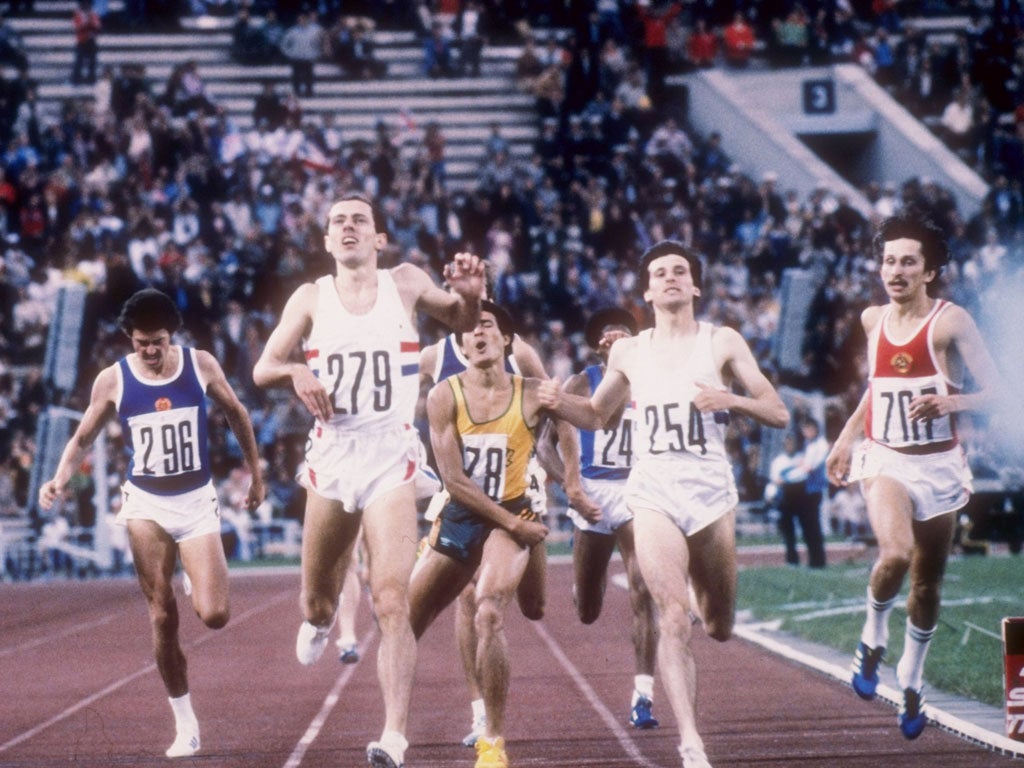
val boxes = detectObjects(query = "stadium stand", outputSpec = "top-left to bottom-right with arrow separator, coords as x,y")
1,0 -> 1021,579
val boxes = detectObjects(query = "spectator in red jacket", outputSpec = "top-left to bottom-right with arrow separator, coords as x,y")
686,19 -> 717,69
636,0 -> 682,104
723,12 -> 756,68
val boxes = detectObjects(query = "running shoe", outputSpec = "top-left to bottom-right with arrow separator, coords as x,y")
165,731 -> 200,758
679,744 -> 712,768
850,642 -> 884,700
462,715 -> 486,747
898,687 -> 927,739
295,621 -> 332,666
338,645 -> 360,664
474,736 -> 508,768
630,696 -> 659,729
367,740 -> 404,768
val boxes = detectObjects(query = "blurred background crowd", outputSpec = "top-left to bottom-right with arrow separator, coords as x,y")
1,0 -> 1022,571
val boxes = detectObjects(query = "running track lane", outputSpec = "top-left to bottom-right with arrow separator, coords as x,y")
0,564 -> 1012,767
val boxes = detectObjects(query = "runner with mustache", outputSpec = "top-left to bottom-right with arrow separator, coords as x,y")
826,212 -> 1007,739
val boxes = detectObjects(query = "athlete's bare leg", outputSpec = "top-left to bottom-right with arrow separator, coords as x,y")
299,489 -> 361,629
129,519 -> 192,697
572,529 -> 617,623
475,530 -> 531,739
361,482 -> 421,738
631,507 -> 736,754
178,530 -> 230,629
515,540 -> 546,620
615,521 -> 657,677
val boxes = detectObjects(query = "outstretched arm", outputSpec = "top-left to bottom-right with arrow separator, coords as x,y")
199,350 -> 266,511
252,283 -> 333,422
538,341 -> 632,431
399,252 -> 484,333
38,366 -> 117,510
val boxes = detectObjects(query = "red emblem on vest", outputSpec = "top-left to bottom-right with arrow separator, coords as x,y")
890,352 -> 913,374
155,397 -> 172,411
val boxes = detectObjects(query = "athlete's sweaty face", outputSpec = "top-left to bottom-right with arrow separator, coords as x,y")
460,311 -> 508,365
324,199 -> 386,263
644,253 -> 700,305
880,237 -> 934,302
130,329 -> 172,373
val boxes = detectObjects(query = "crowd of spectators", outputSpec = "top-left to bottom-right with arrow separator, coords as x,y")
1,0 -> 1023,566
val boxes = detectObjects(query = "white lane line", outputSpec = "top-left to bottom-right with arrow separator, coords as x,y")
530,620 -> 665,768
282,627 -> 378,768
0,589 -> 294,754
733,624 -> 1024,759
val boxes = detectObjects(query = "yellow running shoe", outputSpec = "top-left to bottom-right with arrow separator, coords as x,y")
474,736 -> 508,768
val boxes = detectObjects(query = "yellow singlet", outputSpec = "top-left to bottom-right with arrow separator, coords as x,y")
448,374 -> 535,504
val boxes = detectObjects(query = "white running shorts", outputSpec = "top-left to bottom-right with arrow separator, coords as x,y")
850,440 -> 972,521
625,455 -> 737,536
567,476 -> 633,535
300,423 -> 438,512
117,480 -> 221,543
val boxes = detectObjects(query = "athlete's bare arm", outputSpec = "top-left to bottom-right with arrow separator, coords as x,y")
38,365 -> 118,509
511,337 -> 548,379
825,390 -> 868,487
197,350 -> 266,511
252,283 -> 332,421
706,325 -> 789,429
912,304 -> 1008,420
416,341 -> 440,424
537,339 -> 632,431
395,252 -> 484,333
427,381 -> 547,548
552,373 -> 601,522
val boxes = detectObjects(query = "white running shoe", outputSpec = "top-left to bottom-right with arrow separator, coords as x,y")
295,620 -> 333,666
461,713 -> 486,747
165,731 -> 200,758
679,744 -> 712,768
181,572 -> 193,597
367,731 -> 407,768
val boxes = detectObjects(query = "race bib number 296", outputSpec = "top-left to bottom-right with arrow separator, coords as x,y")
127,406 -> 201,477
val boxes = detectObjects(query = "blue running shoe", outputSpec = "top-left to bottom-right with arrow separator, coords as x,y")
898,687 -> 927,739
339,645 -> 360,664
851,642 -> 884,700
630,697 -> 659,729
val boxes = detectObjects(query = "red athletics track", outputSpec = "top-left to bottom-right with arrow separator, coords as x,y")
0,559 -> 1013,768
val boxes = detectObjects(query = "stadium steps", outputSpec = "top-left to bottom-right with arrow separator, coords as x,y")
9,1 -> 539,190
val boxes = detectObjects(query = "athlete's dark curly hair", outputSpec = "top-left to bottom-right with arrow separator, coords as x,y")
873,213 -> 949,297
873,213 -> 950,272
118,289 -> 183,336
637,240 -> 704,296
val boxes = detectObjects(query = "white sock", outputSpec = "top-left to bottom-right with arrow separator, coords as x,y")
896,620 -> 936,691
470,697 -> 486,724
633,674 -> 654,703
860,587 -> 896,650
378,729 -> 408,756
168,693 -> 198,733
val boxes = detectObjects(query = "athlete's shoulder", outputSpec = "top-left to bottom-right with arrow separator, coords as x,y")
861,304 -> 886,331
